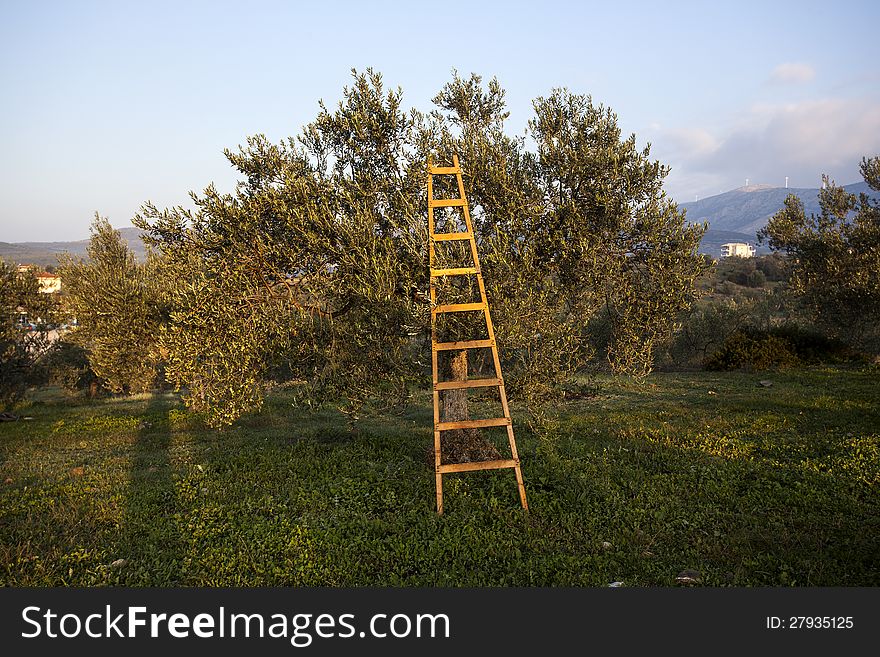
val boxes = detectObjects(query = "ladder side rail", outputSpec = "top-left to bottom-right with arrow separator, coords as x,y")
453,155 -> 502,382
428,157 -> 444,513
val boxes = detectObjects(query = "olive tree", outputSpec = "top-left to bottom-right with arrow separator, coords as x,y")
135,69 -> 706,427
759,156 -> 880,351
0,260 -> 60,410
59,216 -> 164,394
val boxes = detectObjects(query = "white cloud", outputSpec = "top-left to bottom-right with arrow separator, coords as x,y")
661,127 -> 719,159
769,62 -> 815,84
656,97 -> 880,201
705,99 -> 880,176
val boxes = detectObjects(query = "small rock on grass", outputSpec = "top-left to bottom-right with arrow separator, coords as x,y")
675,569 -> 701,585
758,380 -> 773,388
110,559 -> 127,569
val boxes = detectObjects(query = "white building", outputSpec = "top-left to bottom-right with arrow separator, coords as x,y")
17,265 -> 62,293
720,242 -> 756,258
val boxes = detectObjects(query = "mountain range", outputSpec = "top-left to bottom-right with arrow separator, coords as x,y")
680,181 -> 877,257
2,181 -> 878,266
0,227 -> 147,268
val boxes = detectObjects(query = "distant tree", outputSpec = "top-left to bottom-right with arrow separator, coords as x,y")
668,297 -> 770,368
716,256 -> 761,287
754,254 -> 788,282
0,260 -> 59,410
759,156 -> 880,350
135,70 -> 707,427
59,216 -> 164,394
746,268 -> 766,288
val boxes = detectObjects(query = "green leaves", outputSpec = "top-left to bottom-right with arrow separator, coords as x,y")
0,261 -> 61,409
760,156 -> 880,351
59,216 -> 163,395
133,70 -> 706,426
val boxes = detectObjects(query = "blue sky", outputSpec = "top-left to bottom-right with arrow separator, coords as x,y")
2,0 -> 878,241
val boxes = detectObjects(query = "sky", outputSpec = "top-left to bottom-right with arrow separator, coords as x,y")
1,0 -> 879,242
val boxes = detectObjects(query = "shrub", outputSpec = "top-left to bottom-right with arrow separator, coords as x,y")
704,324 -> 854,371
754,254 -> 788,282
746,269 -> 766,288
41,341 -> 101,395
704,329 -> 799,371
768,324 -> 852,362
716,256 -> 764,288
662,299 -> 771,369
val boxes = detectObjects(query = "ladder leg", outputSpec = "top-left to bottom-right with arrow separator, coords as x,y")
435,464 -> 444,514
432,348 -> 444,514
429,159 -> 444,513
508,426 -> 529,510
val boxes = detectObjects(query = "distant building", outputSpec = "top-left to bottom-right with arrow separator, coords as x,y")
17,265 -> 62,293
36,272 -> 62,293
720,242 -> 756,258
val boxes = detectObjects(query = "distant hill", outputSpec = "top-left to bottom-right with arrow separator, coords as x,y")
0,227 -> 146,268
680,181 -> 878,257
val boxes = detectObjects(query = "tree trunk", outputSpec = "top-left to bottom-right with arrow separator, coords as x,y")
441,349 -> 470,423
439,349 -> 501,463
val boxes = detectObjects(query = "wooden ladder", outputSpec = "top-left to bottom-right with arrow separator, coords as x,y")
428,154 -> 528,514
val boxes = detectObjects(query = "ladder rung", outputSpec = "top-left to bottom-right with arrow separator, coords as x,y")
429,198 -> 465,208
436,417 -> 511,431
437,459 -> 517,474
432,302 -> 486,314
433,339 -> 494,351
431,267 -> 479,277
435,378 -> 502,391
432,232 -> 472,242
429,166 -> 460,175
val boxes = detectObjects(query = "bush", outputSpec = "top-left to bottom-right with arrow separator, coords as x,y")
716,256 -> 765,288
41,341 -> 101,395
746,269 -> 766,288
704,329 -> 799,371
704,324 -> 854,371
754,254 -> 788,282
768,324 -> 853,362
662,299 -> 771,369
714,255 -> 787,289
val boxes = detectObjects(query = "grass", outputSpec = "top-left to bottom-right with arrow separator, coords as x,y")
1,367 -> 878,586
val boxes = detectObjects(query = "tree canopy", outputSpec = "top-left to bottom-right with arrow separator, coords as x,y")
132,69 -> 706,427
0,261 -> 60,410
59,216 -> 164,394
759,156 -> 880,350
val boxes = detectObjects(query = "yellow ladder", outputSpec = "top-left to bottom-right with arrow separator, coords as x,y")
428,154 -> 528,514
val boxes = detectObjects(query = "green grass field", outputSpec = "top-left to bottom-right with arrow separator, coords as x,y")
1,368 -> 877,586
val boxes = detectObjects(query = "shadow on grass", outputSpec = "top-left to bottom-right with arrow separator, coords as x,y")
116,394 -> 184,585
